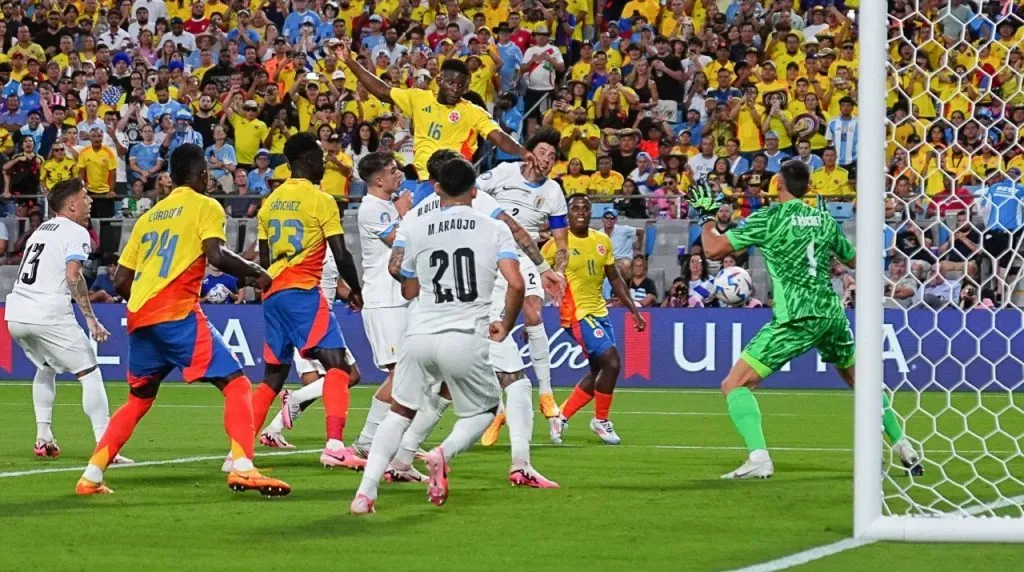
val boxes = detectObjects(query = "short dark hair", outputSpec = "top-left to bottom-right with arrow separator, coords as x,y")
778,159 -> 811,197
170,143 -> 206,186
525,126 -> 560,151
438,157 -> 476,197
427,149 -> 461,181
357,150 -> 396,182
49,178 -> 85,212
440,58 -> 470,77
283,132 -> 321,165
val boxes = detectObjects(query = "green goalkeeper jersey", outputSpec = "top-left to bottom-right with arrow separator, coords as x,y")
726,199 -> 855,324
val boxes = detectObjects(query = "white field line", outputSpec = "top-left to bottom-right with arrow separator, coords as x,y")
0,449 -> 321,478
728,495 -> 1024,572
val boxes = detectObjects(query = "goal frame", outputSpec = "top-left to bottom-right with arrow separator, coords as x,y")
853,0 -> 1024,543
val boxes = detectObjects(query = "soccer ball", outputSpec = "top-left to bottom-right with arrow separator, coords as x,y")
207,284 -> 232,304
713,267 -> 753,307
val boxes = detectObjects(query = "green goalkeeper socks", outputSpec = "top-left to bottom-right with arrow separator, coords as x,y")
726,387 -> 768,452
882,393 -> 904,443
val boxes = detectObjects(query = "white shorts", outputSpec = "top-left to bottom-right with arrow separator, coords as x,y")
361,307 -> 406,369
292,347 -> 356,376
8,321 -> 97,375
489,335 -> 525,373
391,332 -> 499,417
494,255 -> 544,303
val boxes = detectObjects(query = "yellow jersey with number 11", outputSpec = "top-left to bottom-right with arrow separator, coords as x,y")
388,87 -> 500,180
542,229 -> 614,327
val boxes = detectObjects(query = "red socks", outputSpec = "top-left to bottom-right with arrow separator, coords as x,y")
88,393 -> 154,470
594,391 -> 613,421
560,385 -> 594,420
222,376 -> 255,462
323,369 -> 351,441
251,383 -> 278,433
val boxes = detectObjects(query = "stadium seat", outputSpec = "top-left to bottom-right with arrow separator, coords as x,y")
118,219 -> 137,252
225,219 -> 241,253
828,202 -> 855,221
750,268 -> 771,301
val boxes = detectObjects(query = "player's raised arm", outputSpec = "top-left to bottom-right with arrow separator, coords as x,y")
688,181 -> 735,260
336,41 -> 394,104
202,237 -> 272,288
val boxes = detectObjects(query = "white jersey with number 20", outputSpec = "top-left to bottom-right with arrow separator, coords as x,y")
398,205 -> 518,337
5,216 -> 92,326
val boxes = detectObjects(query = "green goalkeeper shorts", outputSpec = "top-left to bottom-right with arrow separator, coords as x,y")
740,316 -> 856,379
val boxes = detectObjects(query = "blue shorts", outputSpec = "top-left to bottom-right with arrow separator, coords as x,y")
263,287 -> 345,365
128,310 -> 241,387
411,180 -> 435,207
566,314 -> 616,357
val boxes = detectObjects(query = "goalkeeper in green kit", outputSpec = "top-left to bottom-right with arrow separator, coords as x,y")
689,160 -> 922,479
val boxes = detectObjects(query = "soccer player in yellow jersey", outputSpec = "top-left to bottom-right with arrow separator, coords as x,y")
337,40 -> 537,205
544,194 -> 645,446
76,144 -> 289,497
255,133 -> 366,470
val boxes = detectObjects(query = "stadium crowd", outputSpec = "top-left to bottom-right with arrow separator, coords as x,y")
0,0 -> 1022,308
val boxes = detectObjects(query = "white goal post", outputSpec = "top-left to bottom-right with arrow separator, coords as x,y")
854,0 -> 1024,542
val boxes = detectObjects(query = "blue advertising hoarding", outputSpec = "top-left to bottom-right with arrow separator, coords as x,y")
0,305 -> 1016,390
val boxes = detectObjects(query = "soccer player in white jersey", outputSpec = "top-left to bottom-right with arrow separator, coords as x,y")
4,179 -> 130,464
255,245 -> 362,449
350,157 -> 525,514
475,127 -> 570,441
380,150 -> 560,488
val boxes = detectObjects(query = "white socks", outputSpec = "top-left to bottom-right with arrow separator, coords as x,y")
440,411 -> 495,463
79,369 -> 110,443
393,393 -> 451,469
356,411 -> 411,500
355,397 -> 391,450
505,378 -> 533,468
264,378 -> 324,433
33,367 -> 56,441
526,324 -> 552,395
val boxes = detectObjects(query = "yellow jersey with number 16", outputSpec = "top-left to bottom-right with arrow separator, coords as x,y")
389,87 -> 500,180
542,229 -> 614,327
257,178 -> 343,298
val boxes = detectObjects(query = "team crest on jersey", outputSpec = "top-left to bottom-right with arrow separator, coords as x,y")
534,196 -> 545,208
380,212 -> 392,224
448,111 -> 460,123
83,242 -> 92,254
596,244 -> 607,255
593,328 -> 605,338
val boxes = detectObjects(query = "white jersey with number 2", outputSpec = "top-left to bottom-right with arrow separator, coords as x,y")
398,204 -> 518,337
5,216 -> 92,325
476,161 -> 567,241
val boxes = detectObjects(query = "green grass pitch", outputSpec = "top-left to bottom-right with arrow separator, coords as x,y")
0,383 -> 1021,571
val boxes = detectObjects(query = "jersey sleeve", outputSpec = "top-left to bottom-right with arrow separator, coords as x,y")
601,234 -> 615,267
471,191 -> 505,219
833,222 -> 856,263
469,105 -> 499,140
256,202 -> 269,240
318,191 -> 344,238
360,200 -> 397,240
495,222 -> 518,261
119,221 -> 142,270
398,224 -> 418,278
725,208 -> 771,251
475,162 -> 511,195
389,87 -> 414,116
198,196 -> 228,242
547,183 -> 569,229
541,238 -> 555,265
63,223 -> 91,264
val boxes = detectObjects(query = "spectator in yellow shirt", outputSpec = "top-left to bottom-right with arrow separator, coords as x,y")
810,147 -> 851,201
560,106 -> 601,171
588,154 -> 624,197
559,158 -> 591,196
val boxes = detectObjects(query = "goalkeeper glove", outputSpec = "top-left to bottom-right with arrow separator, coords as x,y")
687,180 -> 721,226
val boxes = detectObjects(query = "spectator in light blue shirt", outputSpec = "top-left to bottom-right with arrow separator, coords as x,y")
494,94 -> 523,163
602,207 -> 642,278
794,138 -> 824,171
205,125 -> 237,192
762,131 -> 790,172
148,85 -> 184,124
496,25 -> 523,93
282,0 -> 322,42
247,149 -> 274,196
128,124 -> 164,187
19,111 -> 44,150
0,94 -> 28,131
361,15 -> 386,51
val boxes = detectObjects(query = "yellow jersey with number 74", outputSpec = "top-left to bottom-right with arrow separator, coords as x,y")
257,178 -> 343,298
389,87 -> 500,180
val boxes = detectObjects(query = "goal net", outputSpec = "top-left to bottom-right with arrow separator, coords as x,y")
855,0 -> 1024,541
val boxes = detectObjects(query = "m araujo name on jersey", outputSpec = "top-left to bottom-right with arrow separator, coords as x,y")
4,306 -> 1010,390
